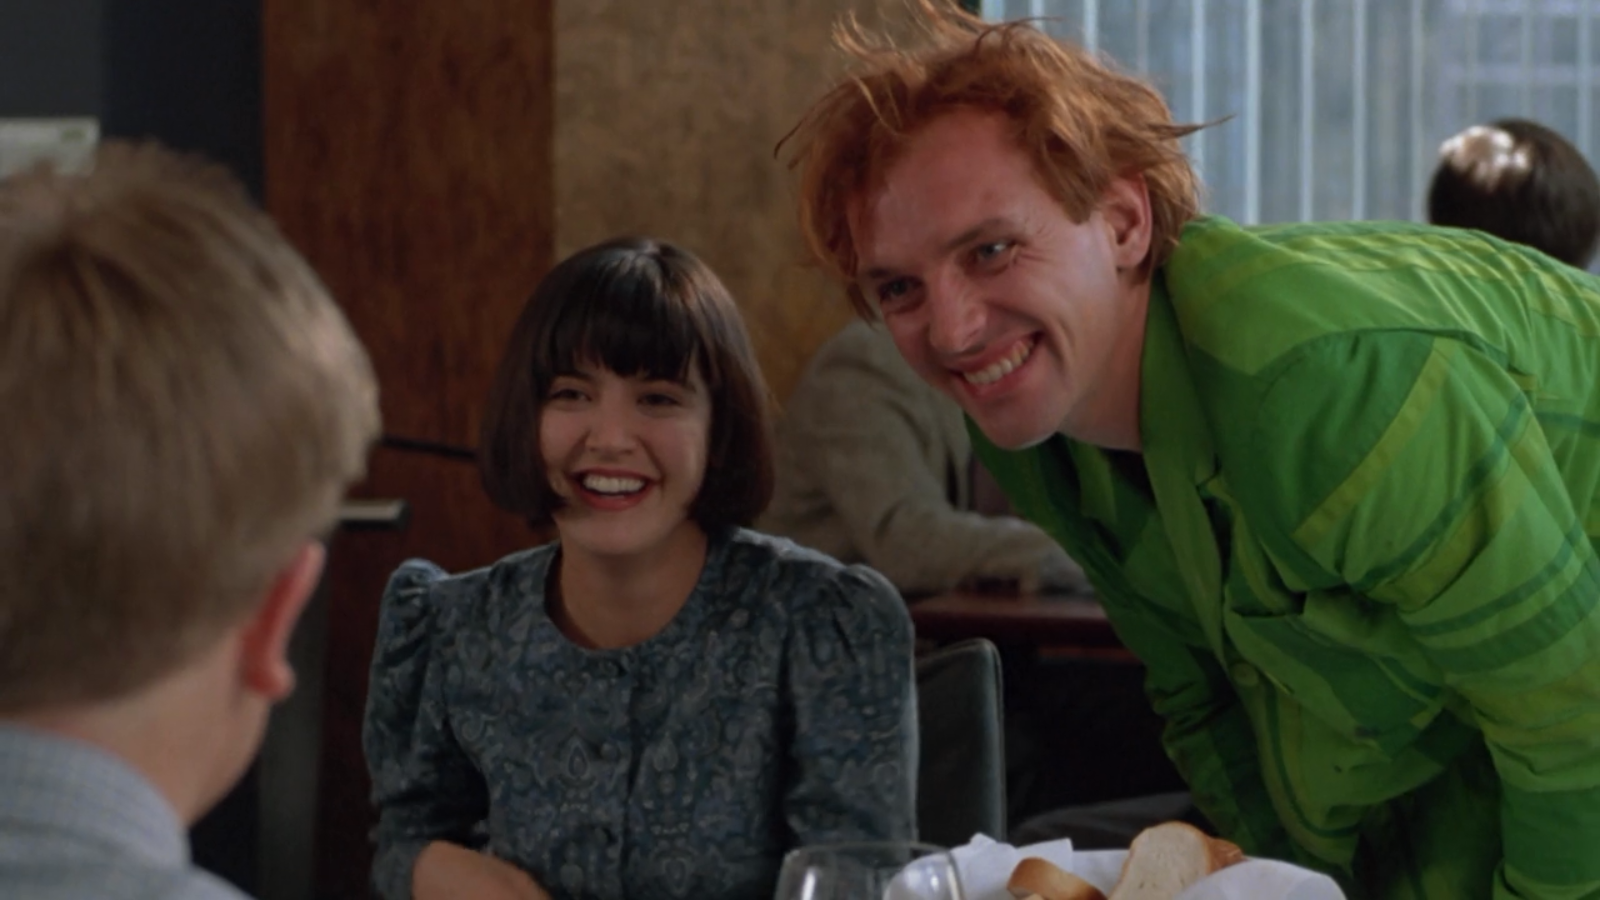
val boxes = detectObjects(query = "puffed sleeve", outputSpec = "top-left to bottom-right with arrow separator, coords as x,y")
781,564 -> 919,843
363,560 -> 490,900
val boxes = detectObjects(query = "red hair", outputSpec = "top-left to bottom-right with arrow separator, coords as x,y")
780,1 -> 1205,315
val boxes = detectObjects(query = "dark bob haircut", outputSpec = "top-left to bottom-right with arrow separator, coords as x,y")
1428,117 -> 1600,268
479,236 -> 774,530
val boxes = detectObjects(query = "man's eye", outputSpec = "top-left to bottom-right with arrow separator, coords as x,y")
877,278 -> 916,306
974,240 -> 1014,264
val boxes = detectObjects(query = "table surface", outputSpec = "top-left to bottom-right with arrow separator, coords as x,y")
908,590 -> 1121,648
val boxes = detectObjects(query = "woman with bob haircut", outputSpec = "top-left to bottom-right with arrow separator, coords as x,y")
362,236 -> 917,900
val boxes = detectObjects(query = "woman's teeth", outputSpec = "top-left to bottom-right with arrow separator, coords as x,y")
582,474 -> 645,495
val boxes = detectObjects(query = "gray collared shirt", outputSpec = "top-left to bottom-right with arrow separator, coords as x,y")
0,722 -> 248,899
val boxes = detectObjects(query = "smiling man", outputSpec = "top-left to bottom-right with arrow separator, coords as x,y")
781,5 -> 1600,899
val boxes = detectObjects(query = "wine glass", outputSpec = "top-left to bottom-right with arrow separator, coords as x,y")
773,841 -> 965,900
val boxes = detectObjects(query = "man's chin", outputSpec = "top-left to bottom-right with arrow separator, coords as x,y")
970,412 -> 1058,451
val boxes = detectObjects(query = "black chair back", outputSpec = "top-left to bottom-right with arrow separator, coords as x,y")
915,638 -> 1006,846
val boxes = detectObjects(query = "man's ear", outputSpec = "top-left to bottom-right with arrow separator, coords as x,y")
1100,174 -> 1154,271
239,541 -> 325,702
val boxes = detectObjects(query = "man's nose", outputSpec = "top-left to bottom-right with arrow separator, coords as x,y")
926,273 -> 985,357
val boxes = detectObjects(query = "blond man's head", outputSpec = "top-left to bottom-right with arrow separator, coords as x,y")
0,142 -> 379,713
781,1 -> 1204,315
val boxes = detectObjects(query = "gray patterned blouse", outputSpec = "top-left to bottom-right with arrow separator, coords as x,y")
363,527 -> 918,900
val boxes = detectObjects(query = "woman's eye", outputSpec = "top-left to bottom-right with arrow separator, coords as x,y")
641,392 -> 680,407
548,387 -> 584,402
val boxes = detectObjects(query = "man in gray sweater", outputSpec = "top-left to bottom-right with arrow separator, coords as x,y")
761,319 -> 1089,596
763,321 -> 1184,830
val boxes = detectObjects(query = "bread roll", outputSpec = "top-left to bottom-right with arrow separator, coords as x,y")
1107,822 -> 1245,900
1007,856 -> 1106,900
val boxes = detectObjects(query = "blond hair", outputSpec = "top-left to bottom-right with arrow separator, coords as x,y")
0,142 -> 380,712
781,0 -> 1205,315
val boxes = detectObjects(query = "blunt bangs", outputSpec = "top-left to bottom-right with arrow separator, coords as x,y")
539,250 -> 706,389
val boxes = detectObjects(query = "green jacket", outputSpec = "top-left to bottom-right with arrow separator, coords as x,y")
974,216 -> 1600,900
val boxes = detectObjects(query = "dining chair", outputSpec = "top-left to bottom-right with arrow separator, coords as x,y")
915,637 -> 1007,847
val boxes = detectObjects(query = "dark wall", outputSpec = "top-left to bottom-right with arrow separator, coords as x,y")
102,0 -> 262,194
0,0 -> 103,117
0,0 -> 261,194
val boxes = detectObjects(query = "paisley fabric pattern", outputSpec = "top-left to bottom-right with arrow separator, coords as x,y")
364,527 -> 917,900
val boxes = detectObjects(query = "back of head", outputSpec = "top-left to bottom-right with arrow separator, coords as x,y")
1428,118 -> 1600,268
781,0 -> 1204,314
0,142 -> 380,713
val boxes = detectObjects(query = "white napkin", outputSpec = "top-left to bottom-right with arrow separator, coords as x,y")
1173,858 -> 1345,900
933,834 -> 1345,900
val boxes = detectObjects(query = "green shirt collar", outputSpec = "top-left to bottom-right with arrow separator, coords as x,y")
1141,270 -> 1218,488
1140,271 -> 1226,651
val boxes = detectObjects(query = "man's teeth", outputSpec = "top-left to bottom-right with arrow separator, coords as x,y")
963,341 -> 1032,386
582,474 -> 645,495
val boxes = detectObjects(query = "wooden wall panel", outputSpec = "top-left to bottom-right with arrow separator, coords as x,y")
554,0 -> 909,403
266,2 -> 552,449
263,3 -> 554,897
